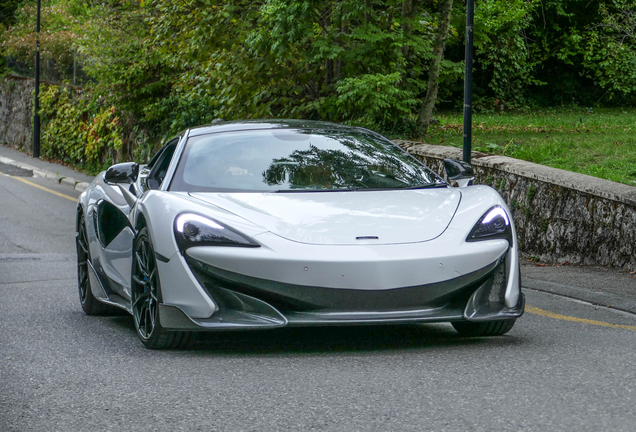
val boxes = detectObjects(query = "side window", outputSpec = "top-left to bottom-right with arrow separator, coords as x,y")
147,139 -> 175,168
147,139 -> 178,189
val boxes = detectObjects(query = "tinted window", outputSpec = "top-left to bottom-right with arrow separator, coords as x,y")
148,140 -> 178,187
147,141 -> 171,168
96,201 -> 130,247
170,129 -> 443,192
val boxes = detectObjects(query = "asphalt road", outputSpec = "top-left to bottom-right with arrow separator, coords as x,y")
2,172 -> 636,431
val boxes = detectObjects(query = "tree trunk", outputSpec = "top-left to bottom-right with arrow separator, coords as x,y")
322,5 -> 334,87
418,0 -> 453,134
402,0 -> 413,33
336,20 -> 348,80
401,0 -> 419,58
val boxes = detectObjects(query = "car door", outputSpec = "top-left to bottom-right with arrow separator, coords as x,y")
93,197 -> 136,299
96,138 -> 180,300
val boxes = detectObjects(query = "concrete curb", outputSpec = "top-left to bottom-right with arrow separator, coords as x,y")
0,155 -> 90,193
523,278 -> 636,315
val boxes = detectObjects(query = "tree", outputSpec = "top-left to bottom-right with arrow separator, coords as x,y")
147,0 -> 439,129
418,0 -> 453,133
584,0 -> 636,96
2,1 -> 80,80
0,0 -> 22,29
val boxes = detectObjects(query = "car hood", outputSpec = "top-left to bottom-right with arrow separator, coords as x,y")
189,189 -> 461,245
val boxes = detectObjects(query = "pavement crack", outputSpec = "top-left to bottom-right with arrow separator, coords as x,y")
0,257 -> 41,262
0,278 -> 75,286
0,230 -> 36,253
0,238 -> 35,253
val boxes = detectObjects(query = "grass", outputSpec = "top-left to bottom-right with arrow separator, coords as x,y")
422,107 -> 636,186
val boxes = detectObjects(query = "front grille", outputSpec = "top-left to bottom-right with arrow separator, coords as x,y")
488,261 -> 507,305
185,256 -> 500,314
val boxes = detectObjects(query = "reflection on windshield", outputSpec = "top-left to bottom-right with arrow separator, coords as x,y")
170,128 -> 444,192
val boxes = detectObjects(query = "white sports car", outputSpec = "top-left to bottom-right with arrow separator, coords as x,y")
76,120 -> 524,349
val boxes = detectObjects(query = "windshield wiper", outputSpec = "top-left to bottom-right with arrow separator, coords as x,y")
272,188 -> 351,193
403,183 -> 448,190
271,184 -> 446,193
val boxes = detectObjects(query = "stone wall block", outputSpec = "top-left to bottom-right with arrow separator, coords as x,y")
1,76 -> 34,151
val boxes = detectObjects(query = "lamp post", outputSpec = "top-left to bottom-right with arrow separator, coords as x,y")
33,0 -> 41,158
462,0 -> 475,164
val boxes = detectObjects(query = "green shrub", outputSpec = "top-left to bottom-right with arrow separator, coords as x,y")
39,85 -> 124,174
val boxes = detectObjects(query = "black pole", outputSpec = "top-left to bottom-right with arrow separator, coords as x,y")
462,0 -> 475,164
33,0 -> 41,158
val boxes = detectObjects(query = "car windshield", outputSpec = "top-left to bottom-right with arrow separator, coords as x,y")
169,128 -> 445,192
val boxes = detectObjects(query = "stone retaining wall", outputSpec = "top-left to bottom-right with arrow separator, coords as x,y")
395,141 -> 636,271
0,75 -> 34,151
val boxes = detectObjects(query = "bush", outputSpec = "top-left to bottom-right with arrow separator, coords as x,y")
39,85 -> 123,173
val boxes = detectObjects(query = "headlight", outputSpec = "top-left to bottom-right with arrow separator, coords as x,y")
174,213 -> 260,252
466,206 -> 512,244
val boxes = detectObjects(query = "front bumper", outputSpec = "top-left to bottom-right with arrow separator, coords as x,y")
158,252 -> 524,331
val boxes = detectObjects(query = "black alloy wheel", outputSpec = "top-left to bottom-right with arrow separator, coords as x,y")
452,319 -> 516,337
77,212 -> 118,315
131,227 -> 190,349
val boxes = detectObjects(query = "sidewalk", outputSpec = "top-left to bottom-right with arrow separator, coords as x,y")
0,144 -> 94,191
1,144 -> 636,314
521,261 -> 636,314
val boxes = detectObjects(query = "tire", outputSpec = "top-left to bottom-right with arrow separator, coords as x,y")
131,227 -> 191,349
77,212 -> 120,315
452,319 -> 516,337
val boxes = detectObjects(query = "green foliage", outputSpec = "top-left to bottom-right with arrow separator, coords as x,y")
335,72 -> 421,126
2,1 -> 81,79
39,86 -> 87,164
143,93 -> 218,139
147,0 -> 439,126
77,1 -> 176,123
584,0 -> 636,96
39,85 -> 124,173
146,0 -> 271,120
0,0 -> 22,29
525,0 -> 607,105
474,0 -> 543,107
451,0 -> 629,108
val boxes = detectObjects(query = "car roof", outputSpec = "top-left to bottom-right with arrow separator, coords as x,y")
187,119 -> 371,137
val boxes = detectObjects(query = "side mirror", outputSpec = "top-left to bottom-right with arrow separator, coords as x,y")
104,162 -> 139,184
443,159 -> 474,188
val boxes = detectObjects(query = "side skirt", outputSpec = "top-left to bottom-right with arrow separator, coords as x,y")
87,260 -> 132,314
